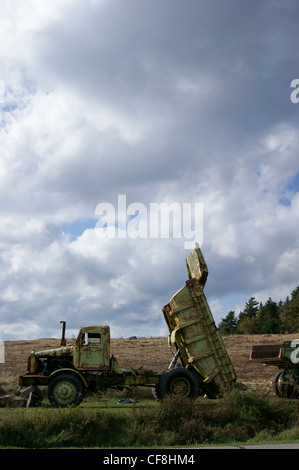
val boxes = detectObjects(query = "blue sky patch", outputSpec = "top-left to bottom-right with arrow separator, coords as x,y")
60,218 -> 97,241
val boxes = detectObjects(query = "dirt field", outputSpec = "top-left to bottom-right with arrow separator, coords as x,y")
1,333 -> 298,396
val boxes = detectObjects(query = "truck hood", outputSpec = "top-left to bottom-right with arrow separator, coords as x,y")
32,345 -> 74,357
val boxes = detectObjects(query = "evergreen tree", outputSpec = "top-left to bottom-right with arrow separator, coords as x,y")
257,298 -> 280,334
218,311 -> 238,334
291,286 -> 299,300
238,297 -> 259,324
279,286 -> 299,333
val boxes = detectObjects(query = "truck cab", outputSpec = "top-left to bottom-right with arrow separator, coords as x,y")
26,325 -> 113,375
73,325 -> 111,370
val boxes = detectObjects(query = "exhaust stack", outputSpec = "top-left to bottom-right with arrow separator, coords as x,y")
60,321 -> 66,346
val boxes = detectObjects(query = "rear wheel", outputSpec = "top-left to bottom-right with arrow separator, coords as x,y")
153,368 -> 201,400
48,373 -> 84,407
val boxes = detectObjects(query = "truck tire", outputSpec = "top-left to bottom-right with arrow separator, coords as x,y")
273,371 -> 298,399
272,371 -> 285,398
153,368 -> 201,400
48,373 -> 84,407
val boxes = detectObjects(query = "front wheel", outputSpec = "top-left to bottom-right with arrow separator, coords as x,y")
153,368 -> 201,400
48,373 -> 84,407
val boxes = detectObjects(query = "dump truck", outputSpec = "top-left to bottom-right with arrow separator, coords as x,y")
19,245 -> 236,407
250,341 -> 299,398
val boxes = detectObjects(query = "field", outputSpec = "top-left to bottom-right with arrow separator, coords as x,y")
1,333 -> 299,448
1,333 -> 298,395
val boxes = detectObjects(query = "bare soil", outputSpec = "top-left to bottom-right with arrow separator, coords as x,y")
0,334 -> 297,396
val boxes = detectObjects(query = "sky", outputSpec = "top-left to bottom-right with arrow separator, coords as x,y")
0,0 -> 298,341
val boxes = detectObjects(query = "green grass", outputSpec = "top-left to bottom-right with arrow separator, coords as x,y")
1,389 -> 299,448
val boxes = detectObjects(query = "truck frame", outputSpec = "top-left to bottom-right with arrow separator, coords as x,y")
19,245 -> 236,407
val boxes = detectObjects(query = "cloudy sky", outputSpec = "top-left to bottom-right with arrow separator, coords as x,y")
0,0 -> 298,341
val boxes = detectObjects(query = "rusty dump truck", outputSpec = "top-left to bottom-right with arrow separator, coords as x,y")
251,341 -> 299,399
19,245 -> 236,407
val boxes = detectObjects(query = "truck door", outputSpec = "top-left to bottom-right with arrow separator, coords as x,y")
74,326 -> 110,370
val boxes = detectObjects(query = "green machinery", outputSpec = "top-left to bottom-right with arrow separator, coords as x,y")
251,341 -> 299,398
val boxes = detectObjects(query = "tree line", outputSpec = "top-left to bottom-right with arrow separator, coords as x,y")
217,286 -> 299,335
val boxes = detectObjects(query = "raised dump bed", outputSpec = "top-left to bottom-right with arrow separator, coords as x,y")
163,244 -> 236,398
